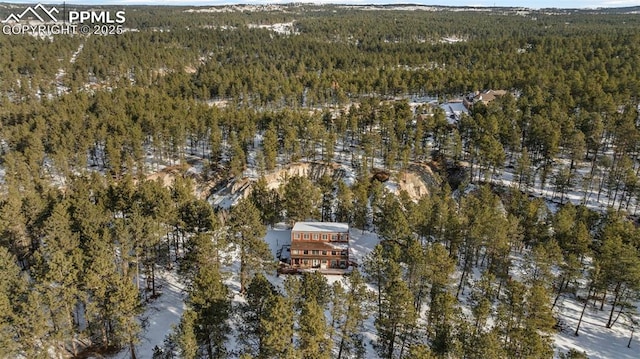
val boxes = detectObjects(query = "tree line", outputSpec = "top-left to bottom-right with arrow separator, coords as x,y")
2,4 -> 640,358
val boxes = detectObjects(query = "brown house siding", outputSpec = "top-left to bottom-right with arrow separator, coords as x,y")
290,223 -> 350,270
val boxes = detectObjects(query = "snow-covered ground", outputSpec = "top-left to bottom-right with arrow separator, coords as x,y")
123,224 -> 381,359
113,270 -> 186,359
120,220 -> 640,359
485,153 -> 640,216
257,224 -> 640,359
105,114 -> 640,359
555,294 -> 637,359
54,43 -> 83,96
262,223 -> 381,267
184,4 -> 288,13
248,22 -> 299,35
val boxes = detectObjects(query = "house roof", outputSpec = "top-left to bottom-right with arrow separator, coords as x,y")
474,90 -> 507,103
443,102 -> 468,114
292,222 -> 349,233
439,102 -> 469,124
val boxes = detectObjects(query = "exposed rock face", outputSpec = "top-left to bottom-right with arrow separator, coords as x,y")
258,161 -> 440,201
260,161 -> 343,188
396,171 -> 431,199
202,161 -> 442,209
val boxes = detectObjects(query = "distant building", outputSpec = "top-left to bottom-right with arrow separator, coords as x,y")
439,101 -> 469,124
290,222 -> 349,271
464,90 -> 508,109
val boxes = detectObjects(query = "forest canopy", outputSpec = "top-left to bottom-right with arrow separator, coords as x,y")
1,3 -> 640,359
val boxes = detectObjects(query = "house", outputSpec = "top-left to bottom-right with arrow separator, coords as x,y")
439,101 -> 469,124
463,90 -> 508,109
290,222 -> 350,272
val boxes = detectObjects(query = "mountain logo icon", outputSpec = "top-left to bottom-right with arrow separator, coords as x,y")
2,3 -> 60,23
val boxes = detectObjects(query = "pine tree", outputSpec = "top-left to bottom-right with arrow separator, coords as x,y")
228,198 -> 272,293
299,299 -> 331,359
283,175 -> 321,223
112,275 -> 144,359
407,344 -> 437,359
228,131 -> 246,178
83,223 -> 143,353
299,271 -> 331,309
323,131 -> 336,163
597,234 -> 640,329
336,270 -> 372,359
363,244 -> 393,318
188,261 -> 231,359
428,290 -> 459,356
32,200 -> 84,356
470,271 -> 496,333
210,120 -> 223,166
262,123 -> 278,171
465,330 -> 507,359
0,247 -> 25,357
335,181 -> 354,224
84,230 -> 120,349
375,275 -> 416,359
330,281 -> 347,341
318,173 -> 334,222
134,179 -> 175,296
495,279 -> 527,357
515,147 -> 533,190
494,277 -> 555,358
554,166 -> 573,204
558,349 -> 589,359
261,294 -> 296,358
0,186 -> 30,268
181,198 -> 217,235
240,274 -> 277,356
175,309 -> 198,359
526,284 -> 556,334
376,195 -> 412,249
352,179 -> 370,231
13,287 -> 50,358
251,176 -> 282,226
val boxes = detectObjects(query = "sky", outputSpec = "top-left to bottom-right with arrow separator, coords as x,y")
5,0 -> 640,10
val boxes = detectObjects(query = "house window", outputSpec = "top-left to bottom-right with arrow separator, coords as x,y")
341,250 -> 348,256
294,233 -> 300,239
331,251 -> 338,256
322,251 -> 327,255
303,250 -> 309,255
321,259 -> 327,264
313,234 -> 319,240
303,259 -> 308,265
303,233 -> 309,240
331,234 -> 338,240
312,250 -> 320,255
340,260 -> 346,268
331,260 -> 338,268
322,234 -> 328,240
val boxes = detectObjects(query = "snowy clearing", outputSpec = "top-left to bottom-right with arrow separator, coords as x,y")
113,270 -> 186,359
120,222 -> 640,359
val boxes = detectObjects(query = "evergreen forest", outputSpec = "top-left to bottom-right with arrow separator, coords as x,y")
1,3 -> 640,359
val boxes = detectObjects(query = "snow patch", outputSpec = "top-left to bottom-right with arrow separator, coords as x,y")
247,21 -> 298,35
113,270 -> 186,359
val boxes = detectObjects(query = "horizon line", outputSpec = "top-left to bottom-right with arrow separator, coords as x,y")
0,1 -> 636,11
